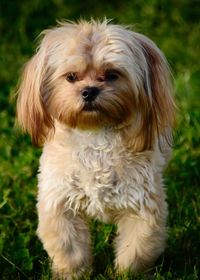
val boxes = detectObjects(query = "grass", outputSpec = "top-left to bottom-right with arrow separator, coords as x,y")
0,1 -> 199,279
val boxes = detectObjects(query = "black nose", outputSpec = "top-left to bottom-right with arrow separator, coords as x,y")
81,87 -> 100,102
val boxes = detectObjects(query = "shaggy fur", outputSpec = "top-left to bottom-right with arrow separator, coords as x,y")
17,20 -> 175,279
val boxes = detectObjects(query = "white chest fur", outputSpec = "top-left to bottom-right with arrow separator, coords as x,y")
38,127 -> 165,222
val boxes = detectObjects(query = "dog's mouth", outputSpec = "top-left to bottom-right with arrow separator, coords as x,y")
83,101 -> 98,112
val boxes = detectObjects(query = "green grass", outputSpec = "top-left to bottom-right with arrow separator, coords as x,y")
0,1 -> 199,279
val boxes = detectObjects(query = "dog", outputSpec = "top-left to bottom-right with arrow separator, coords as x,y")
17,19 -> 175,279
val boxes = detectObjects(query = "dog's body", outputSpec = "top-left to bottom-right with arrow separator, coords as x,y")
17,20 -> 175,279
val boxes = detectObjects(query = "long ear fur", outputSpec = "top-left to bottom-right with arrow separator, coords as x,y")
17,47 -> 53,146
134,33 -> 176,151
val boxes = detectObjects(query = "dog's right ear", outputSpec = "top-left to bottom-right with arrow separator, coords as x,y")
17,46 -> 54,146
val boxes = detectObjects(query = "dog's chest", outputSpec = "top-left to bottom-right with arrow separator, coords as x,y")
68,132 -> 126,219
40,129 -> 157,221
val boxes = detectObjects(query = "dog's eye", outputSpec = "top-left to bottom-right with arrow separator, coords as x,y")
66,72 -> 78,83
105,70 -> 119,82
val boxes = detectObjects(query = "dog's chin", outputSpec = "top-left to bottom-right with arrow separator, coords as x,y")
74,104 -> 114,130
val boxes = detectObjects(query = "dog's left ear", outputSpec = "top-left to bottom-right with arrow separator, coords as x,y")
134,33 -> 176,150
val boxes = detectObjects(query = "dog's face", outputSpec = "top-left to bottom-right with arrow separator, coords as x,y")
17,20 -> 175,150
44,38 -> 137,131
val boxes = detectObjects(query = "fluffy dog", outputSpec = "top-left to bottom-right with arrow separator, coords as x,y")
17,20 -> 175,279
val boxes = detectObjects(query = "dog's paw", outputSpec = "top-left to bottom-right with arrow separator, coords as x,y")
52,268 -> 90,280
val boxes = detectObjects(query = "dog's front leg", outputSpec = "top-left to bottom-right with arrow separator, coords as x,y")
37,200 -> 92,280
114,212 -> 167,274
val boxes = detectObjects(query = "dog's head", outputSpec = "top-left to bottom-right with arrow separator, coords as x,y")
17,20 -> 175,150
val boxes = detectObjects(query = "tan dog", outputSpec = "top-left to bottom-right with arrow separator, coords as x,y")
17,20 -> 175,279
